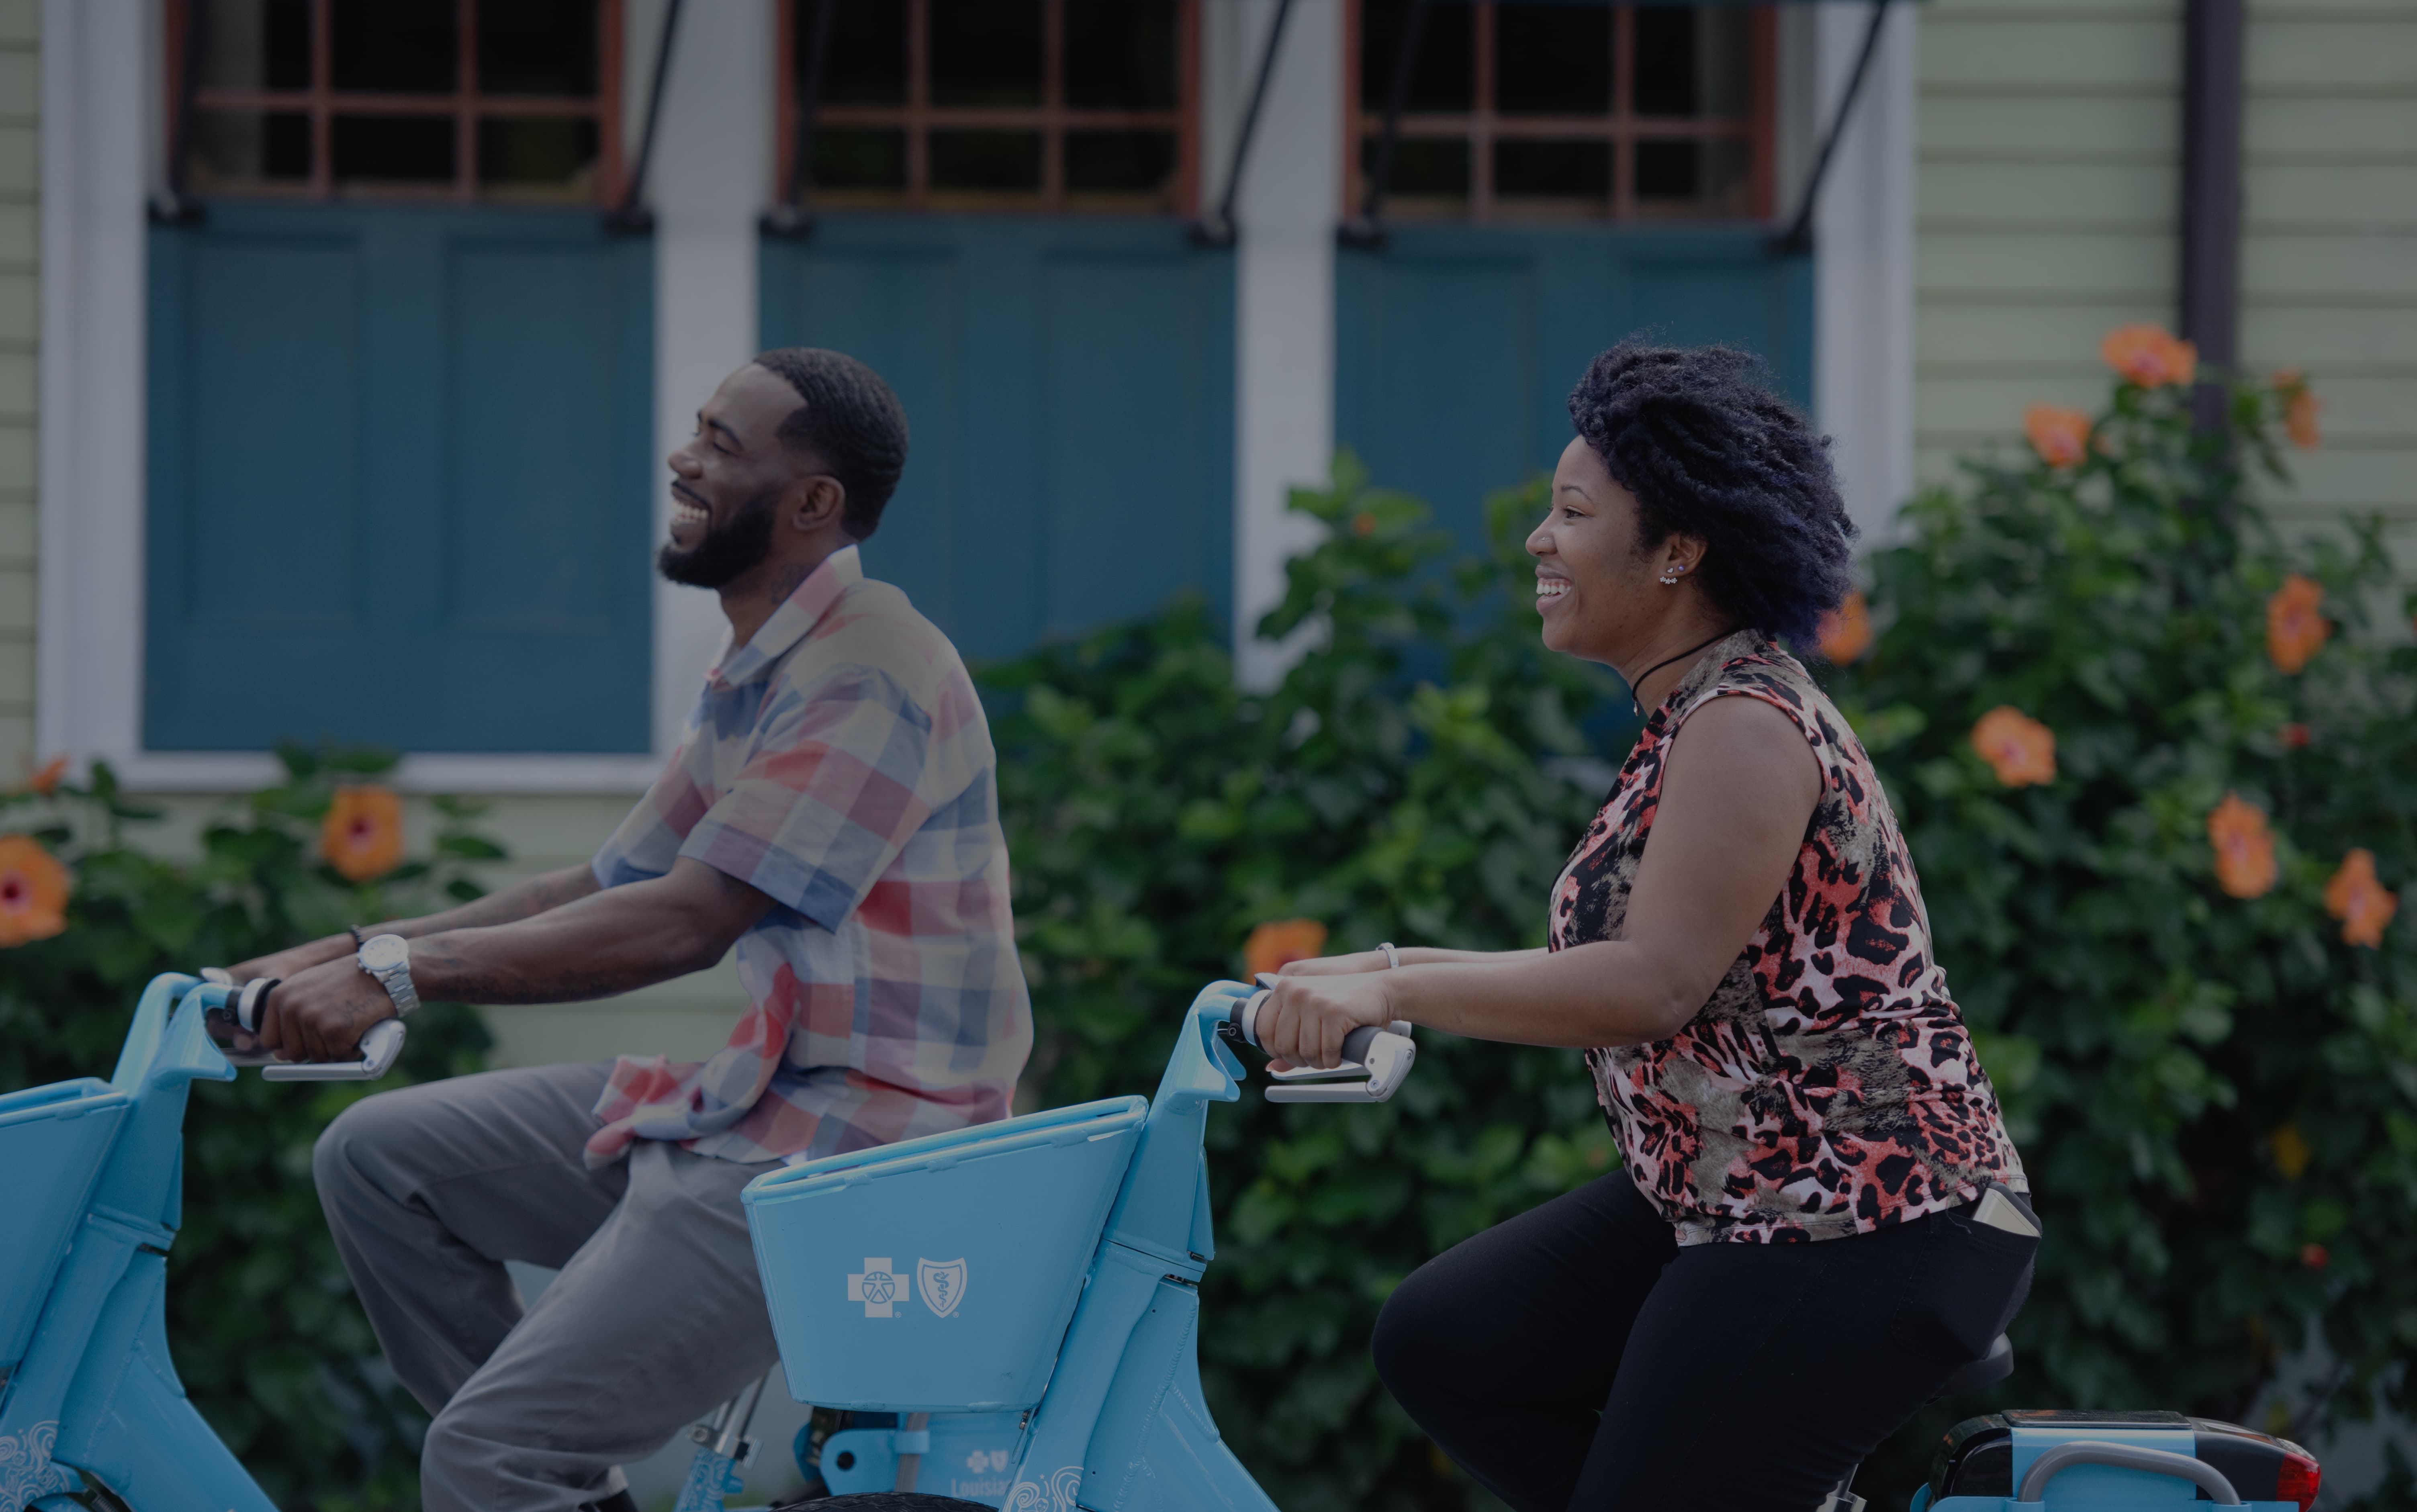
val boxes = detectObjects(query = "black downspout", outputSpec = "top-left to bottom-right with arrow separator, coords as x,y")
150,0 -> 210,225
1188,0 -> 1299,249
2179,0 -> 2245,435
763,0 -> 840,239
605,0 -> 688,235
1338,0 -> 1433,250
1767,0 -> 1894,257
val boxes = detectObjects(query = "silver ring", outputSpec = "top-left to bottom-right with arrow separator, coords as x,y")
1378,941 -> 1401,971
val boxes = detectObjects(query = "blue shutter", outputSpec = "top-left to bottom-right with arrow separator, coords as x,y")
1336,226 -> 1814,553
146,203 -> 654,753
761,217 -> 1235,660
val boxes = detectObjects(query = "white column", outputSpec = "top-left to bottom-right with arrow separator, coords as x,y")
1812,2 -> 1919,543
632,0 -> 777,759
36,0 -> 150,772
1227,0 -> 1343,689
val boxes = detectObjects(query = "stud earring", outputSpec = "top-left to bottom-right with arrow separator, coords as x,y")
1659,568 -> 1682,586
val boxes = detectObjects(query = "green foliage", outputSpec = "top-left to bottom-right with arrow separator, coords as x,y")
988,454 -> 1632,1512
0,749 -> 497,1510
1826,372 -> 2417,1499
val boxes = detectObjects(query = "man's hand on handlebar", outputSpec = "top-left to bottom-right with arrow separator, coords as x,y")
228,932 -> 360,986
1256,971 -> 1397,1072
256,955 -> 399,1063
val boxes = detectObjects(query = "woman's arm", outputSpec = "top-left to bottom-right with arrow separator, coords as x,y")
1253,694 -> 1822,1068
1279,945 -> 1550,978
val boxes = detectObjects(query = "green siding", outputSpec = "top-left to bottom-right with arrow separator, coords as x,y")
0,0 -> 33,780
2243,1 -> 2417,566
1915,0 -> 2182,483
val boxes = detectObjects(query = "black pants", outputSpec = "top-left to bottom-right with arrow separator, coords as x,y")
1371,1171 -> 2037,1512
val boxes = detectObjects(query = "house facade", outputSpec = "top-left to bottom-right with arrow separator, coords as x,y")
4,0 -> 2411,1065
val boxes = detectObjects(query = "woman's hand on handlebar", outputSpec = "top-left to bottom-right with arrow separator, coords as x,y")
1257,971 -> 1397,1071
228,931 -> 360,986
256,955 -> 399,1062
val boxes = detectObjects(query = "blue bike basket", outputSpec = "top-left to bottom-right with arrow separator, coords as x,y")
744,1095 -> 1148,1413
0,1077 -> 133,1369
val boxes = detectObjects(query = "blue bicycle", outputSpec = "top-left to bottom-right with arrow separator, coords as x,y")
2,973 -> 2325,1512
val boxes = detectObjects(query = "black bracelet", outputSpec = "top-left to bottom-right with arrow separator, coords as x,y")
348,925 -> 368,950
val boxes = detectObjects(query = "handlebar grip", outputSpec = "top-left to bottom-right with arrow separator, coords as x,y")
1340,1024 -> 1383,1064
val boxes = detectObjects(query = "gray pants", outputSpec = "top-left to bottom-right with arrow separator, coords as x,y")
313,1062 -> 782,1512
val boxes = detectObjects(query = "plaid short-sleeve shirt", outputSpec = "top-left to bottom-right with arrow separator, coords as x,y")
583,546 -> 1031,1168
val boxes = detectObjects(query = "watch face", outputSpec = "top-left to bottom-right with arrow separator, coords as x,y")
359,934 -> 409,973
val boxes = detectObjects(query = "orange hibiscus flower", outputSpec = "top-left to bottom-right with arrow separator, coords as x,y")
2324,849 -> 2397,948
322,785 -> 406,883
2266,573 -> 2330,674
1816,590 -> 1874,664
1243,918 -> 1328,979
2272,368 -> 2322,450
0,833 -> 71,947
2023,405 -> 2092,469
2101,324 -> 2198,388
17,755 -> 68,797
2207,793 -> 2278,900
1969,707 -> 2055,787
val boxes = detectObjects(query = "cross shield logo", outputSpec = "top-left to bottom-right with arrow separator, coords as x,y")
847,1258 -> 908,1318
916,1257 -> 968,1317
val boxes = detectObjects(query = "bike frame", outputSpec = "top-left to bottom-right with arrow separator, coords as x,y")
0,974 -> 272,1512
749,979 -> 1277,1512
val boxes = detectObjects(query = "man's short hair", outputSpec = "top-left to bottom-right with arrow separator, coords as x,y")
753,347 -> 910,541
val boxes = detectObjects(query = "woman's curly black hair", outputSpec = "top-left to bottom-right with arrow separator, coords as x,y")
1566,340 -> 1855,646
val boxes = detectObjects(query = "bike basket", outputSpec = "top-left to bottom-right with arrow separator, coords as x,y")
0,1077 -> 132,1368
744,1095 -> 1149,1413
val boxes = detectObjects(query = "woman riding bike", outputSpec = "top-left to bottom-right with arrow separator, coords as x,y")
1254,341 -> 2038,1512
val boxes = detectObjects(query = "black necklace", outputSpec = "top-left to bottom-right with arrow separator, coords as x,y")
1626,631 -> 1737,718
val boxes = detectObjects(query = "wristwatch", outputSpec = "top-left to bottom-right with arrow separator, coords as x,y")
355,933 -> 421,1018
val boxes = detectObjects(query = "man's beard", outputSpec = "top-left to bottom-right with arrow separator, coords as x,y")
657,486 -> 779,588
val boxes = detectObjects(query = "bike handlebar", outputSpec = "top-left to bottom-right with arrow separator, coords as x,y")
196,972 -> 407,1081
1227,987 -> 1416,1103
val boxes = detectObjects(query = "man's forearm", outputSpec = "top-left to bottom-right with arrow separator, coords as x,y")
405,860 -> 766,1006
375,864 -> 602,939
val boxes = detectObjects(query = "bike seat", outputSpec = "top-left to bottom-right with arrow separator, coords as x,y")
1934,1334 -> 2014,1400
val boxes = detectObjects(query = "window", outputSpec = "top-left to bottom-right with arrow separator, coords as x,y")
776,0 -> 1200,213
169,0 -> 625,202
1350,1 -> 1774,222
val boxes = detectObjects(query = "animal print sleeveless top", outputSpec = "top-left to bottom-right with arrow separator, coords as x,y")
1550,630 -> 2027,1245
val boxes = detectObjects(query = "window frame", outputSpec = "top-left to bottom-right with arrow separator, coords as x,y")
164,0 -> 630,205
773,0 -> 1204,215
1343,0 -> 1778,224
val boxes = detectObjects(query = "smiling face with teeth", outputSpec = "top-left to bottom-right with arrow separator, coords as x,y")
1527,435 -> 1731,695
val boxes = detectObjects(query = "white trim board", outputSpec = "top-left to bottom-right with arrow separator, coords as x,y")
33,0 -> 777,796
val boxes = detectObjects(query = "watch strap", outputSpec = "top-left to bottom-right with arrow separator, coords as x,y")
357,934 -> 421,1018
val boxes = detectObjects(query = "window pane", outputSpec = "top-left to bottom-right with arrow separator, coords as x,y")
190,111 -> 311,182
197,0 -> 311,90
929,130 -> 1043,192
1634,138 -> 1750,213
1634,5 -> 1751,119
812,127 -> 908,190
930,0 -> 1042,108
1497,5 -> 1610,116
1065,0 -> 1177,111
478,117 -> 599,192
1066,130 -> 1177,197
1495,139 -> 1609,209
331,0 -> 456,94
1360,0 -> 1472,113
814,0 -> 909,107
1366,135 -> 1468,204
479,0 -> 599,97
333,116 -> 457,182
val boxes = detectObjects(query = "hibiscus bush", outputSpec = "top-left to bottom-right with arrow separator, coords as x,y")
1820,329 -> 2417,1500
0,748 -> 498,1510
